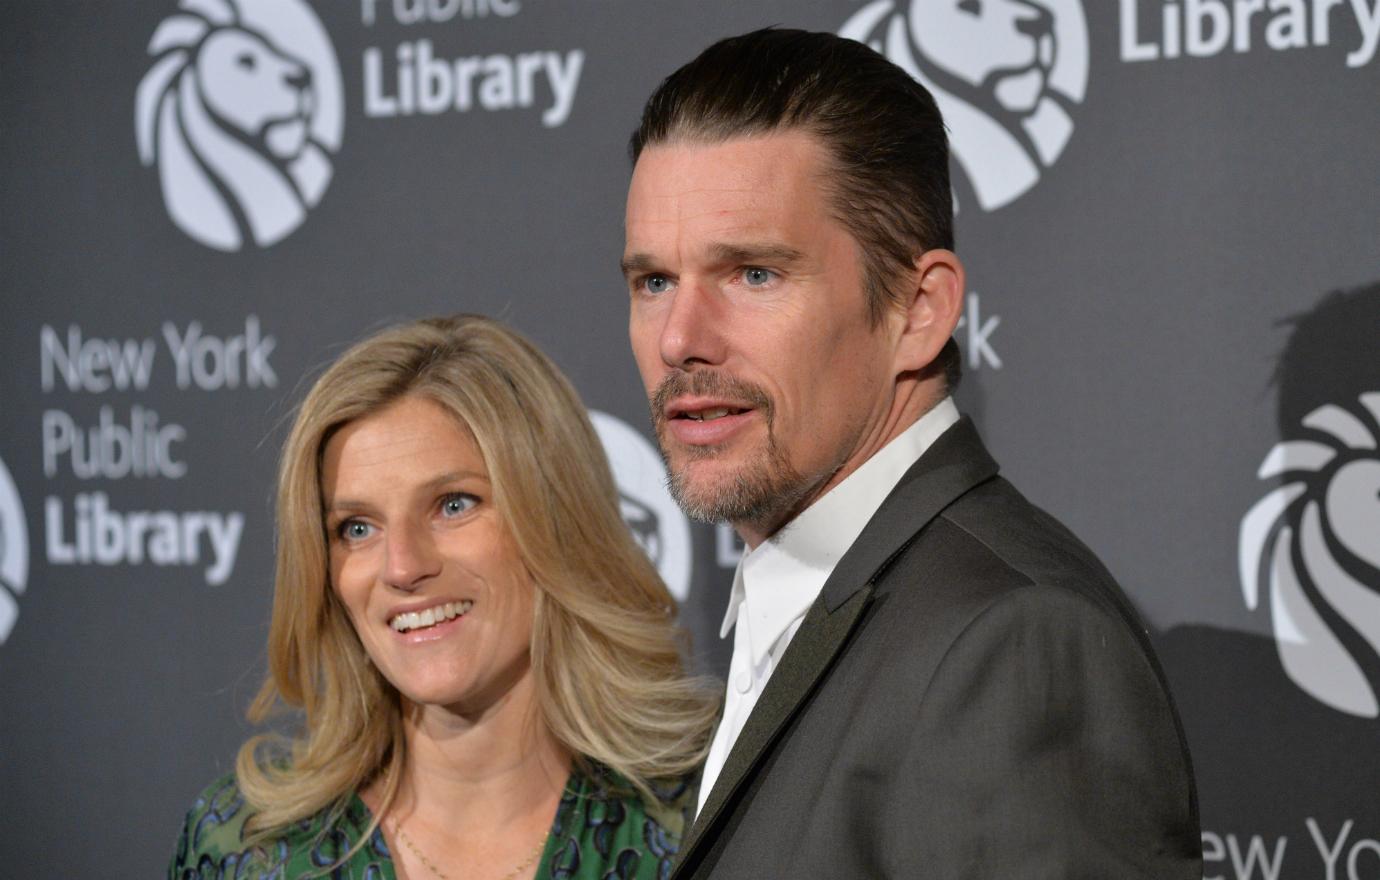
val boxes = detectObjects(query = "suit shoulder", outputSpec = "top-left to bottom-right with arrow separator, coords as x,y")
932,477 -> 1145,624
863,476 -> 1160,679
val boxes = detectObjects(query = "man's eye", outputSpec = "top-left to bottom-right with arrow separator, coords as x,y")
440,493 -> 478,518
338,520 -> 373,542
643,274 -> 673,295
743,267 -> 775,287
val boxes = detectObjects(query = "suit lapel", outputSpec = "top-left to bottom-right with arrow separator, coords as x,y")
678,584 -> 873,864
674,418 -> 1001,876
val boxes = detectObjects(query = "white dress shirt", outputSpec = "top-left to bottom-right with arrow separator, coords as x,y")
696,397 -> 960,815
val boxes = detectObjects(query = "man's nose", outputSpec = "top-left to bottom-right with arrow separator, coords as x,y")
659,278 -> 727,370
382,523 -> 441,591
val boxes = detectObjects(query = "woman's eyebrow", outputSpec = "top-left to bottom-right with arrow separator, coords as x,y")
420,470 -> 489,491
323,470 -> 489,513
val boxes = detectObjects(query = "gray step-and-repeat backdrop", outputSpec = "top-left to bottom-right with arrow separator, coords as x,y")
2,0 -> 1377,875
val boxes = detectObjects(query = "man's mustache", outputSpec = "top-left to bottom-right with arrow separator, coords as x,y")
650,371 -> 774,426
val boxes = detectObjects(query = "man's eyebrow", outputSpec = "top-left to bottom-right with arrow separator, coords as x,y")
620,243 -> 807,279
707,242 -> 807,266
620,253 -> 657,279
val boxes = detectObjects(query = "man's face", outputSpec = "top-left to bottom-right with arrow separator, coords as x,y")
624,131 -> 901,544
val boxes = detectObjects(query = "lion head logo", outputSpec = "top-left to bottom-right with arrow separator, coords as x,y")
840,0 -> 1088,211
589,411 -> 694,602
0,454 -> 29,646
619,492 -> 664,564
135,0 -> 343,251
1239,284 -> 1380,718
1240,393 -> 1380,718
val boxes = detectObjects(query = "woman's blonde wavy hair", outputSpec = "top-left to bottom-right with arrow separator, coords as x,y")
236,314 -> 719,838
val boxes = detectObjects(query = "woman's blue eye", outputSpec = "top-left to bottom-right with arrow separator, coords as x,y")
644,275 -> 672,294
440,494 -> 477,517
339,520 -> 373,541
743,268 -> 774,286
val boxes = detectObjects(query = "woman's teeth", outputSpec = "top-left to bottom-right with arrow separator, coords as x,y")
390,600 -> 473,633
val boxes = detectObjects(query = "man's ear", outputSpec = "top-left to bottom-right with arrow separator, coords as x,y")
893,248 -> 964,375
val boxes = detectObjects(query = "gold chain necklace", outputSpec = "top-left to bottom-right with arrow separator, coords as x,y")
390,819 -> 548,880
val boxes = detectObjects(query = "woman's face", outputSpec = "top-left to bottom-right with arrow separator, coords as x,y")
321,394 -> 535,717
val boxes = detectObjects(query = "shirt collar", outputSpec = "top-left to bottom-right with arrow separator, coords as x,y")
717,397 -> 961,667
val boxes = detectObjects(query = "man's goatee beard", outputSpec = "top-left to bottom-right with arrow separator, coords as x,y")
649,370 -> 814,530
664,438 -> 812,530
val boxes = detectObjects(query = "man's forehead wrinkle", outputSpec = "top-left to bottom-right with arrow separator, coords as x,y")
627,207 -> 788,255
633,187 -> 781,223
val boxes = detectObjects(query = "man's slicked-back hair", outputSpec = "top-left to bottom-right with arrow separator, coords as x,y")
629,27 -> 960,388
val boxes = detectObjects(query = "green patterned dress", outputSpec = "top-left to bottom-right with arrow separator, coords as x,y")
169,765 -> 693,880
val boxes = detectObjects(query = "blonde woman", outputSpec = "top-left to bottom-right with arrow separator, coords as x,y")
170,315 -> 719,879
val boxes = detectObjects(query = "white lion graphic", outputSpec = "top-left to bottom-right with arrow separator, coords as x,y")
1239,393 -> 1380,718
841,0 -> 1087,211
0,457 -> 28,645
135,0 -> 337,251
590,412 -> 693,602
0,524 -> 18,645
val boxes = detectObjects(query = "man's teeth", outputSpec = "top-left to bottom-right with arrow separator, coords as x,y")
685,407 -> 738,422
390,600 -> 473,633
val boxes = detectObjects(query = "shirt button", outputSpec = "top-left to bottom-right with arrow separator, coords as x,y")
734,670 -> 753,693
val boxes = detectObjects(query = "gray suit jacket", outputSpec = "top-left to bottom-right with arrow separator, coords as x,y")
674,418 -> 1201,878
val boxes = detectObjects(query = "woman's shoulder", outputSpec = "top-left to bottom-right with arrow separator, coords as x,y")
170,774 -> 261,877
541,764 -> 698,880
169,773 -> 391,879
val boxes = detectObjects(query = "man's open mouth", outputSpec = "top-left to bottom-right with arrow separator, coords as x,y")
678,407 -> 750,422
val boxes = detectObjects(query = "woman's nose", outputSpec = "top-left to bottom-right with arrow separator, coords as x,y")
382,524 -> 441,590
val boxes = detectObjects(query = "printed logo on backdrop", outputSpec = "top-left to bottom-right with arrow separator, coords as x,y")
840,0 -> 1089,211
135,0 -> 344,251
0,454 -> 30,645
1119,0 -> 1380,68
38,320 -> 268,592
360,0 -> 585,127
1238,285 -> 1380,720
1239,392 -> 1380,719
589,412 -> 693,602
